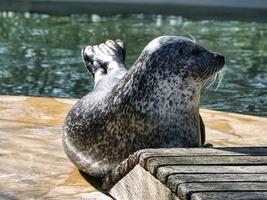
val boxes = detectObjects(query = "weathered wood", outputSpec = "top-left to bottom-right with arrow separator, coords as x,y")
156,165 -> 267,183
178,182 -> 267,200
105,147 -> 267,199
191,192 -> 267,200
102,150 -> 144,190
144,156 -> 267,175
109,164 -> 181,200
138,147 -> 267,167
104,147 -> 267,192
141,147 -> 267,156
167,174 -> 267,194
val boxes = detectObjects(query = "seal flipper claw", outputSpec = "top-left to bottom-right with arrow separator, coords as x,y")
116,39 -> 126,61
100,43 -> 114,56
201,143 -> 213,148
105,40 -> 126,62
82,45 -> 107,78
82,46 -> 94,77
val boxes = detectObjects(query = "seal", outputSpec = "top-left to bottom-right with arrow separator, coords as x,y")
63,36 -> 225,178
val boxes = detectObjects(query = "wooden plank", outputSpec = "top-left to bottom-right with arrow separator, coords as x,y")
167,174 -> 267,194
104,147 -> 267,190
138,147 -> 267,167
144,156 -> 267,175
191,191 -> 267,200
178,182 -> 267,200
156,165 -> 267,183
140,147 -> 267,156
109,164 -> 181,200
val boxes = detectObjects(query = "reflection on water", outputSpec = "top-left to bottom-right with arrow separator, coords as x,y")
0,12 -> 266,116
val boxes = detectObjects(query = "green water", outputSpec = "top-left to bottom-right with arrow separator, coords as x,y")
0,12 -> 267,116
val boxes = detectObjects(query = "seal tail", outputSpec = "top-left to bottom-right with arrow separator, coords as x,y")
82,39 -> 126,78
81,46 -> 106,78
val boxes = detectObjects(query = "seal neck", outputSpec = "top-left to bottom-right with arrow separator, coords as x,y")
113,49 -> 203,114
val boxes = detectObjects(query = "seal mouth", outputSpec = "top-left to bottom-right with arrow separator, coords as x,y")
216,53 -> 225,69
201,53 -> 226,89
213,54 -> 225,73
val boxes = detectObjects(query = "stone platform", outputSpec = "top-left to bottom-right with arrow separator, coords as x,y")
0,95 -> 267,199
0,96 -> 112,200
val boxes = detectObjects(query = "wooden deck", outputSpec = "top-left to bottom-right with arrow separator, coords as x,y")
107,147 -> 267,200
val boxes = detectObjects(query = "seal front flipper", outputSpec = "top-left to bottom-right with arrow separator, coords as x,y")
199,114 -> 205,145
199,114 -> 213,147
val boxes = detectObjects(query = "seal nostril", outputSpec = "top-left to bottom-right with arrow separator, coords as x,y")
216,54 -> 225,65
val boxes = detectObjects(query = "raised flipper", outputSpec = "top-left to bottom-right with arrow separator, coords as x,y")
81,39 -> 126,78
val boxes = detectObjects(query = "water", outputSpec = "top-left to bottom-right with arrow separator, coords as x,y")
0,12 -> 267,116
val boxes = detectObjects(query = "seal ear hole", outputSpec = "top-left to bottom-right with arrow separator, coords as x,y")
192,48 -> 201,56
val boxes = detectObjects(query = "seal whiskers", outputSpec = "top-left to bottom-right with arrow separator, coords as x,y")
205,64 -> 226,90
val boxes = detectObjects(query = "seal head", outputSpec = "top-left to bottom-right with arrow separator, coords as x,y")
63,36 -> 225,177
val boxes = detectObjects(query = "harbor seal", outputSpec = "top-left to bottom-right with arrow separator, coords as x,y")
63,36 -> 225,178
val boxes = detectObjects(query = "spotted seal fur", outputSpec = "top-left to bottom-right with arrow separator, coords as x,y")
63,36 -> 225,178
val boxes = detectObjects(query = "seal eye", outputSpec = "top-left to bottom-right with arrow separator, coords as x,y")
192,48 -> 200,56
178,49 -> 183,54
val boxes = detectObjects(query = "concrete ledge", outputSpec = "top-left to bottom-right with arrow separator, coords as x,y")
0,96 -> 111,200
1,0 -> 267,21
